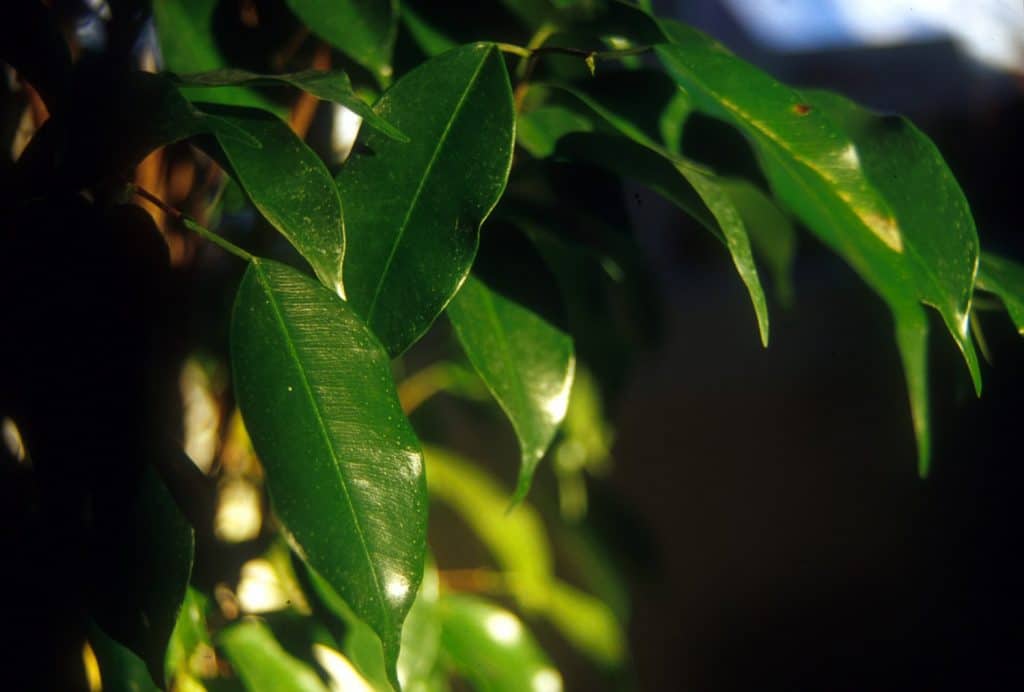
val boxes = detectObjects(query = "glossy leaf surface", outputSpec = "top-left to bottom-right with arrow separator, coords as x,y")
287,0 -> 398,84
200,106 -> 346,294
231,260 -> 427,677
219,620 -> 329,692
656,21 -> 903,253
721,179 -> 798,308
336,43 -> 515,356
172,69 -> 407,141
805,90 -> 982,474
448,276 -> 575,502
438,594 -> 562,692
91,465 -> 195,687
976,252 -> 1024,335
550,71 -> 778,344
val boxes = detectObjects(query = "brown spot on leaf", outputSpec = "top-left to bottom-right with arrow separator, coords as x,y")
793,103 -> 812,115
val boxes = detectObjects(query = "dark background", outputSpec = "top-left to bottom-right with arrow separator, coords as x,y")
606,1 -> 1024,690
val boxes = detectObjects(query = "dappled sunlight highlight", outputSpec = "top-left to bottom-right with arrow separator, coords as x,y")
214,479 -> 262,543
485,611 -> 523,645
313,643 -> 374,692
237,559 -> 289,613
180,359 -> 222,474
532,668 -> 563,692
1,416 -> 28,465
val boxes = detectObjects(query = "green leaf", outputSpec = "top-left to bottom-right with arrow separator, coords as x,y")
165,587 -> 214,684
170,69 -> 407,142
448,276 -> 575,503
438,594 -> 563,692
305,560 -> 442,691
153,0 -> 276,111
719,179 -> 798,308
656,22 -> 902,252
400,5 -> 459,57
286,0 -> 398,85
976,252 -> 1024,336
543,581 -> 624,665
231,259 -> 427,684
803,90 -> 982,474
655,20 -> 982,470
547,71 -> 770,344
336,43 -> 515,356
92,465 -> 195,687
198,105 -> 346,294
89,622 -> 160,692
424,446 -> 553,602
553,131 -> 769,343
219,620 -> 329,692
424,447 -> 624,665
516,105 -> 594,158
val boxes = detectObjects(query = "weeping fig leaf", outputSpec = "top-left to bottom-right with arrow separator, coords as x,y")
89,622 -> 160,692
423,446 -> 553,604
424,447 -> 624,664
448,273 -> 575,504
304,560 -> 442,692
170,69 -> 407,141
91,465 -> 195,688
286,0 -> 398,85
976,252 -> 1024,336
719,179 -> 798,309
219,621 -> 329,692
656,21 -> 903,253
165,587 -> 214,684
153,0 -> 276,111
802,90 -> 982,474
438,594 -> 563,692
336,42 -> 515,356
654,18 -> 981,470
543,581 -> 624,665
548,70 -> 773,344
197,105 -> 346,295
231,259 -> 427,684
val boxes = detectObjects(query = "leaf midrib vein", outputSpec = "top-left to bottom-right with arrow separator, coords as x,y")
365,50 -> 491,324
253,263 -> 389,624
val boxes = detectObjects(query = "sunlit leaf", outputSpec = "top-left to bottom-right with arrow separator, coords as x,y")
306,560 -> 442,691
448,273 -> 575,503
803,89 -> 983,475
219,620 -> 329,692
231,259 -> 427,685
438,594 -> 562,692
976,252 -> 1024,336
652,18 -> 981,471
171,69 -> 407,141
719,179 -> 798,308
424,446 -> 553,603
92,465 -> 195,687
198,106 -> 346,294
287,0 -> 398,85
424,447 -> 624,664
336,43 -> 515,356
165,587 -> 215,684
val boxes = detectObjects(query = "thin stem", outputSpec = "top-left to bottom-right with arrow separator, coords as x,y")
130,183 -> 254,263
496,42 -> 531,58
